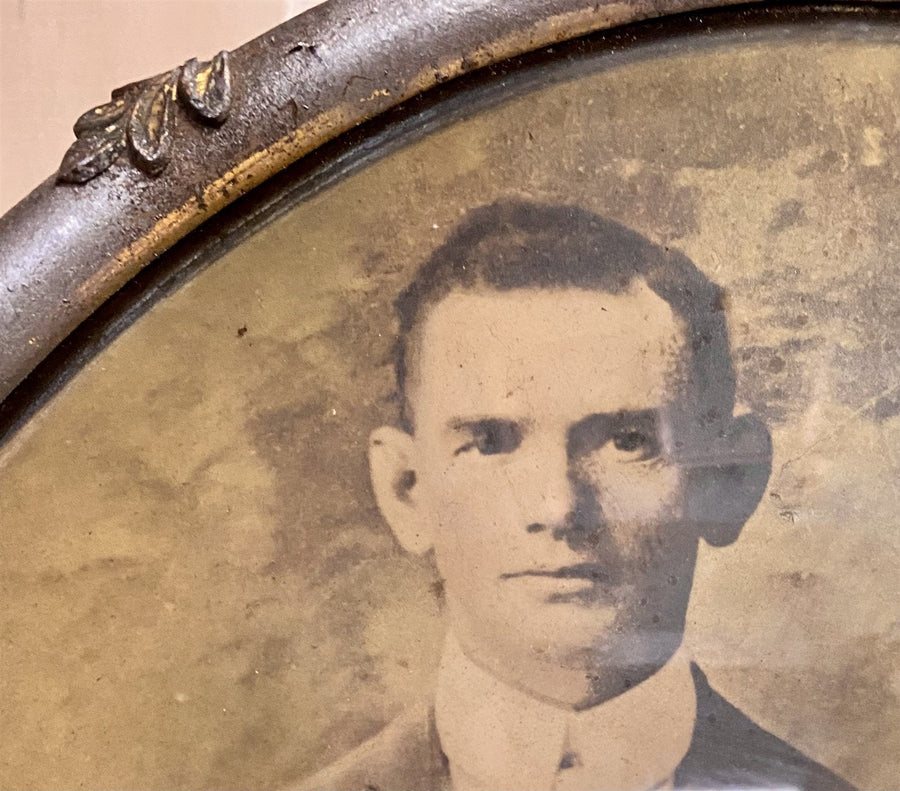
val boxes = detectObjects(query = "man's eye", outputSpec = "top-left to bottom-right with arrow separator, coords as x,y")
613,430 -> 647,452
455,421 -> 522,456
612,428 -> 660,459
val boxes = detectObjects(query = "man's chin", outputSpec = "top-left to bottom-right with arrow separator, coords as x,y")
509,600 -> 686,670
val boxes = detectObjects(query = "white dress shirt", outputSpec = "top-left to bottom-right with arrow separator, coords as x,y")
435,634 -> 696,791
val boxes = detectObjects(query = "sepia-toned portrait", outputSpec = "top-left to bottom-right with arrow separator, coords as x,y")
1,5 -> 898,791
300,197 -> 848,791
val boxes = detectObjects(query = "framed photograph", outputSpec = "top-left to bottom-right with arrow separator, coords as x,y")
1,1 -> 897,789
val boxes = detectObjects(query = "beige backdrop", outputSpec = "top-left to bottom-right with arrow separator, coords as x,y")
2,20 -> 899,790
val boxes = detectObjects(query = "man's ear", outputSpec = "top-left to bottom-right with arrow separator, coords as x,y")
684,413 -> 772,548
368,425 -> 433,554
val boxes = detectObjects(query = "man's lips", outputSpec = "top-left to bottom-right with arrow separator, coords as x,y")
499,563 -> 610,583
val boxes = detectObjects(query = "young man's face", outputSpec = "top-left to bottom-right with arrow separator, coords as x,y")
405,282 -> 702,696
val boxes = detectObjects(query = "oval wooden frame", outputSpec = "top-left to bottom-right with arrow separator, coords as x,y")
0,0 -> 893,411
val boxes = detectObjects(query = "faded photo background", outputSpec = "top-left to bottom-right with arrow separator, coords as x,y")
2,21 -> 899,790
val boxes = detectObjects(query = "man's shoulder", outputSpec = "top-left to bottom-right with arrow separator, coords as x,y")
291,667 -> 857,791
679,664 -> 857,791
291,704 -> 449,791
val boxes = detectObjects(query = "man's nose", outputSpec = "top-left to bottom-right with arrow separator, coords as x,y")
519,445 -> 577,534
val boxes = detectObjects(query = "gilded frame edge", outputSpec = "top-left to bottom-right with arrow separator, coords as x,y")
0,0 -> 886,405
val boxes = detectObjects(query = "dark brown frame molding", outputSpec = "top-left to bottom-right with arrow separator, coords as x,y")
0,0 -> 893,411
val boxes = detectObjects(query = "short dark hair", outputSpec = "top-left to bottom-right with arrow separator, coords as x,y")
394,199 -> 734,433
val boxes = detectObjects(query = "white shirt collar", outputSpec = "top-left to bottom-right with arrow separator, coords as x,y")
435,633 -> 696,791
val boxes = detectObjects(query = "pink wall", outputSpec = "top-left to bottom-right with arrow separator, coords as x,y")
0,0 -> 324,216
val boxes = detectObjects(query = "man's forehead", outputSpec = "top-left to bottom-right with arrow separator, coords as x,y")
409,282 -> 690,423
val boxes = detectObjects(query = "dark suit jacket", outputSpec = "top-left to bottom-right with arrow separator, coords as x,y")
298,665 -> 856,791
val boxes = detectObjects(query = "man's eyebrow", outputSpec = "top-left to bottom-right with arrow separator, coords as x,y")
613,408 -> 660,422
445,416 -> 528,432
570,408 -> 660,427
566,409 -> 660,450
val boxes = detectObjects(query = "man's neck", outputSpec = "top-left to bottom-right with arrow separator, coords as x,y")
450,624 -> 681,710
435,631 -> 698,791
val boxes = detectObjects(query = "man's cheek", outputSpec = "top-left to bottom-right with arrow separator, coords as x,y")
433,471 -> 514,521
588,466 -> 683,524
604,509 -> 689,568
432,530 -> 499,593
